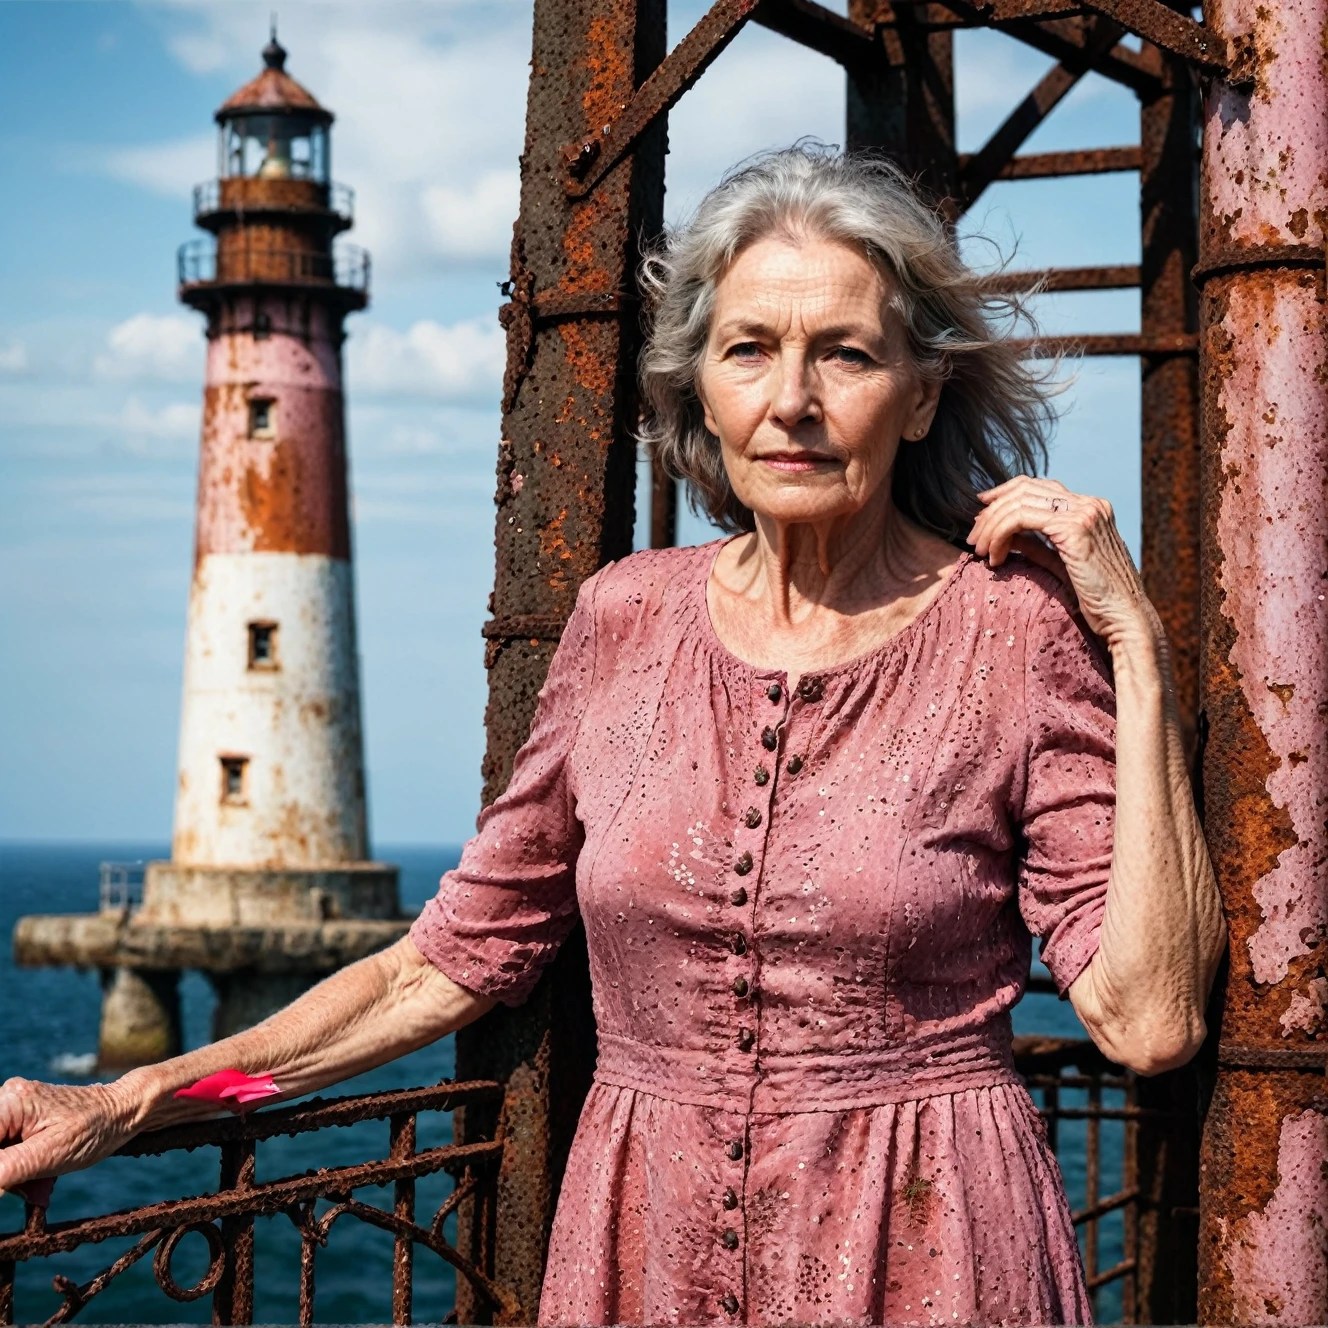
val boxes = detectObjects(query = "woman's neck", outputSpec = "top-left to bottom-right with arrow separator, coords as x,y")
745,490 -> 932,627
707,488 -> 962,682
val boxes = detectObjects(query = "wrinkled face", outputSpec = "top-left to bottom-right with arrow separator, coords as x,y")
696,234 -> 939,529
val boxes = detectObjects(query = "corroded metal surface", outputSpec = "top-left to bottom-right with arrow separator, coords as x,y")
1140,45 -> 1201,759
847,1 -> 957,204
0,1081 -> 509,1327
973,145 -> 1143,177
1196,0 -> 1328,1317
1134,64 -> 1204,1324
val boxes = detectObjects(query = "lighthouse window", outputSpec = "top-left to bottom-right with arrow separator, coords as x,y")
248,398 -> 275,438
220,756 -> 249,806
221,115 -> 329,184
248,621 -> 279,670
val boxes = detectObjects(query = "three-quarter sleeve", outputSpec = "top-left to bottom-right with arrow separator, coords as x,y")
1016,584 -> 1117,995
409,577 -> 599,1006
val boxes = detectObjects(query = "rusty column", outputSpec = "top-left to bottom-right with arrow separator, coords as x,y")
454,0 -> 667,1319
1139,46 -> 1201,757
1133,40 -> 1204,1325
1196,0 -> 1328,1318
846,1 -> 957,207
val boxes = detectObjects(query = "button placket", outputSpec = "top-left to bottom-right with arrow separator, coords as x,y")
717,1130 -> 748,1319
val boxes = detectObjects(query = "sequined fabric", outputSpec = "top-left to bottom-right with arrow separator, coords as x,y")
411,541 -> 1114,1326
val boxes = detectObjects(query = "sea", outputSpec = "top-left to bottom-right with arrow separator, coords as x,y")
0,843 -> 1125,1324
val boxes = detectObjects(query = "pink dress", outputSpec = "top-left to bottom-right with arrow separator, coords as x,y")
411,541 -> 1113,1327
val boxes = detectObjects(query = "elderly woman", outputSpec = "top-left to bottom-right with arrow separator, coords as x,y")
0,149 -> 1223,1326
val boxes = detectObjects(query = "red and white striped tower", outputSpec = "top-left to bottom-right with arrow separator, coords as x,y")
128,33 -> 398,1047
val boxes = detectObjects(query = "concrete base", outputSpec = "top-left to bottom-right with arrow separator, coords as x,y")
209,970 -> 316,1040
99,967 -> 182,1068
142,860 -> 400,926
13,913 -> 412,973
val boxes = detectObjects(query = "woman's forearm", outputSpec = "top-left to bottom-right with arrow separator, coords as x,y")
1069,613 -> 1226,1073
117,937 -> 493,1134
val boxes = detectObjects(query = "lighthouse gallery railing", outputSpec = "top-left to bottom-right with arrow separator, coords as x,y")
176,240 -> 370,294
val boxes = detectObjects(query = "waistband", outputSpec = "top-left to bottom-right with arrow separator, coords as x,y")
593,1026 -> 1020,1114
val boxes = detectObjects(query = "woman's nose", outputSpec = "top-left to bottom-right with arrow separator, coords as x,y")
769,351 -> 820,425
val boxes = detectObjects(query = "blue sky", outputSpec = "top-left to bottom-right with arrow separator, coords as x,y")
0,0 -> 1145,847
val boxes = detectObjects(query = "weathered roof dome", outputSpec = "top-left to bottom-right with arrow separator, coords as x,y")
215,33 -> 333,123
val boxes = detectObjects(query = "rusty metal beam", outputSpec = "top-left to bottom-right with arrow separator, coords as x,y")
460,0 -> 668,1320
958,17 -> 1125,210
649,455 -> 678,548
966,144 -> 1142,178
942,0 -> 1238,73
752,0 -> 878,66
1196,0 -> 1328,1316
933,2 -> 1165,95
980,263 -> 1140,292
1013,331 -> 1198,356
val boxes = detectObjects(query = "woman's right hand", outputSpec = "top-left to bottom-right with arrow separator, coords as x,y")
0,1074 -> 145,1201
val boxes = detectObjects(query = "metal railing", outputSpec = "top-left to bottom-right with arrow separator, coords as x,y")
0,1045 -> 1163,1326
97,862 -> 144,916
0,1080 -> 512,1327
177,240 -> 370,294
1013,1036 -> 1153,1323
192,180 -> 355,226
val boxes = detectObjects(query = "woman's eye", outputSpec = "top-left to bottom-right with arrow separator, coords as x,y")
729,341 -> 763,360
831,345 -> 871,365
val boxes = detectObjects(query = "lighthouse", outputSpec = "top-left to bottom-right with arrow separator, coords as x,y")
158,30 -> 399,1040
14,34 -> 406,1066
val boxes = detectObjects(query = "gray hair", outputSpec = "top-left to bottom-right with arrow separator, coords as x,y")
637,145 -> 1058,542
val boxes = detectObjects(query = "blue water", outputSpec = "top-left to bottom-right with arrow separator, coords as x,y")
1,844 -> 1124,1323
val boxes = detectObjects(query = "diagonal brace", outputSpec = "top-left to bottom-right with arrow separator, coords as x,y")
949,0 -> 1246,79
561,0 -> 878,199
958,17 -> 1125,210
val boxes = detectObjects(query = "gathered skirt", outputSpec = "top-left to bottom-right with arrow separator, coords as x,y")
538,1078 -> 1092,1327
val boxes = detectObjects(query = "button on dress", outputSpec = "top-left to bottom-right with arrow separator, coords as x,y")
411,541 -> 1115,1326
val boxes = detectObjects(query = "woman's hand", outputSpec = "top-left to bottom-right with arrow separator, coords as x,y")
0,1075 -> 145,1200
967,475 -> 1156,654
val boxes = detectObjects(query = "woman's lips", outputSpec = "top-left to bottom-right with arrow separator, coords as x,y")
760,454 -> 835,473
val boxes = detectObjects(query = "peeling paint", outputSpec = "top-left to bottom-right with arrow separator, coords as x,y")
1224,1109 -> 1328,1324
1213,275 -> 1328,986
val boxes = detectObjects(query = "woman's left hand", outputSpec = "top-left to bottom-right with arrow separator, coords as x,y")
967,475 -> 1155,651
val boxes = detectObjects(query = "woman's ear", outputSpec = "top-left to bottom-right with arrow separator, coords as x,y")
906,375 -> 943,440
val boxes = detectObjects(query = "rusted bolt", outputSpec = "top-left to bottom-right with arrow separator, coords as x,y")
563,139 -> 601,179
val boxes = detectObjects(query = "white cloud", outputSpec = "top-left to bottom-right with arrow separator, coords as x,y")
103,132 -> 215,200
346,318 -> 504,401
94,313 -> 204,383
422,171 -> 519,262
119,395 -> 201,444
0,341 -> 30,374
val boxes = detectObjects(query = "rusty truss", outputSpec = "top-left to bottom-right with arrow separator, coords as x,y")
0,1081 -> 515,1327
